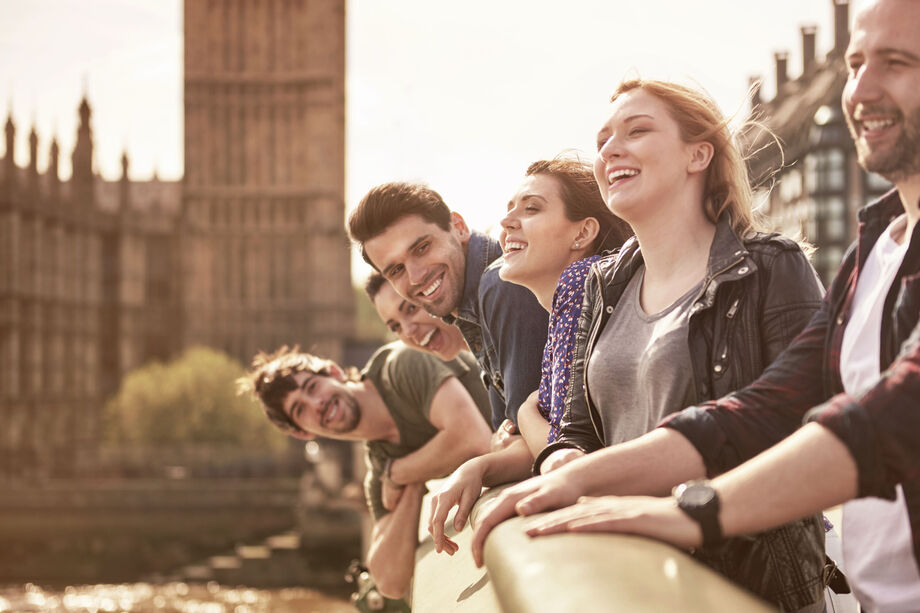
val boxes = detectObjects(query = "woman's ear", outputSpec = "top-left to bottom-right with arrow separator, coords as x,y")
687,141 -> 714,174
573,217 -> 601,250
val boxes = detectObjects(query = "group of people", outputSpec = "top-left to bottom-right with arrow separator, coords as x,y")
239,0 -> 920,610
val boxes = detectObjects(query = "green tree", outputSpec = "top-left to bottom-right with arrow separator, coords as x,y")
353,284 -> 390,342
104,346 -> 287,450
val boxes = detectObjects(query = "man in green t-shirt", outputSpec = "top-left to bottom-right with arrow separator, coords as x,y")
240,342 -> 492,599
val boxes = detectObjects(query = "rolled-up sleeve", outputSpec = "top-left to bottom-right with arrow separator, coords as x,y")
806,318 -> 920,501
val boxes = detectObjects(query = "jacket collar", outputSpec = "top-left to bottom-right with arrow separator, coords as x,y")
853,189 -> 911,272
857,188 -> 905,227
706,213 -> 750,278
448,231 -> 503,325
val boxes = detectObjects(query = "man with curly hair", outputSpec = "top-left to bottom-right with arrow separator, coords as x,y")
240,342 -> 491,599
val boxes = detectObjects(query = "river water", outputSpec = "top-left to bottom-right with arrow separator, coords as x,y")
0,583 -> 353,613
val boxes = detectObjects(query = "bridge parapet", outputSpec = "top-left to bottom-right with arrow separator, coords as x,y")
413,484 -> 775,612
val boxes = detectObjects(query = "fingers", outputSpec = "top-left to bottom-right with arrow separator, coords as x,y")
453,485 -> 478,532
524,507 -> 597,536
470,488 -> 526,568
429,482 -> 483,555
428,491 -> 455,554
568,516 -> 622,533
515,486 -> 560,516
441,535 -> 459,556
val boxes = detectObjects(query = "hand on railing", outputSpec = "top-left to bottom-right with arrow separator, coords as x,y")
523,494 -> 701,548
428,459 -> 487,555
470,468 -> 587,568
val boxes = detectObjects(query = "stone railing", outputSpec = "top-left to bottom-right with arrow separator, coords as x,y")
413,484 -> 775,612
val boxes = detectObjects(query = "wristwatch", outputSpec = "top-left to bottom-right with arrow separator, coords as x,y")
673,480 -> 723,547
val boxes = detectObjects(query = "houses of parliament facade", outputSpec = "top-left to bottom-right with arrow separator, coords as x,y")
0,0 -> 353,477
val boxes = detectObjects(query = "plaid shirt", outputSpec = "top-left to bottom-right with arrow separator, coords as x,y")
663,189 -> 920,566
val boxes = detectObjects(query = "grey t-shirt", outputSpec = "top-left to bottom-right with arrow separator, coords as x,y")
361,342 -> 491,520
587,267 -> 701,446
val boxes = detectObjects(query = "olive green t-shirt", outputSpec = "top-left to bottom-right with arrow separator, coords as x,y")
361,342 -> 491,520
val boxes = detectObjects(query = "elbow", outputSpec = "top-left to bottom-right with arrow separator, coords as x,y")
366,554 -> 411,599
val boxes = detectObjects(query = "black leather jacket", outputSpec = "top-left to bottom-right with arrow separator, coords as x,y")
537,216 -> 829,612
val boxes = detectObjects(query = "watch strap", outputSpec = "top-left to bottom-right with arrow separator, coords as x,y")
674,480 -> 723,547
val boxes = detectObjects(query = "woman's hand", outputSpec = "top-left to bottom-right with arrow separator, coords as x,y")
428,458 -> 487,555
470,468 -> 586,567
540,448 -> 585,474
525,495 -> 702,549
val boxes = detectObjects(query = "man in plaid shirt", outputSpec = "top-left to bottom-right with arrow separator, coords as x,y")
472,1 -> 920,609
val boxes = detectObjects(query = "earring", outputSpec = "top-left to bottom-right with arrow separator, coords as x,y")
574,241 -> 580,248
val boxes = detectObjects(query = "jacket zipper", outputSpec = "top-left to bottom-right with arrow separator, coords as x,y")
582,271 -> 611,444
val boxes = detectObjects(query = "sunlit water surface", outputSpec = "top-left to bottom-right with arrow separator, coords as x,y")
0,582 -> 353,613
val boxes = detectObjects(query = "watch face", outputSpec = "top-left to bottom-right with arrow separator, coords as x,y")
681,483 -> 716,506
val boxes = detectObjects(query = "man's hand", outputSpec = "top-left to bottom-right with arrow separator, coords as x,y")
382,478 -> 405,511
525,495 -> 702,549
540,448 -> 585,474
491,419 -> 519,451
428,458 -> 487,555
470,469 -> 585,567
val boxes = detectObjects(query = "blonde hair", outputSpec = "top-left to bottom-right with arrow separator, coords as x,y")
610,79 -> 763,237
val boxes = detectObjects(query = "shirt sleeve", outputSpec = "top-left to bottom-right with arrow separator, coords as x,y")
806,317 -> 920,501
382,345 -> 460,420
478,266 -> 548,425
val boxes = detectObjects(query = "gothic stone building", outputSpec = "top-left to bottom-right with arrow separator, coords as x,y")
747,0 -> 892,284
0,0 -> 353,477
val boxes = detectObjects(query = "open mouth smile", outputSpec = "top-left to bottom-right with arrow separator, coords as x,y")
420,328 -> 437,347
419,275 -> 442,299
606,168 -> 639,187
321,397 -> 339,428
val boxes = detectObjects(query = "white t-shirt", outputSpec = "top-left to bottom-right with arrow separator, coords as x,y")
839,214 -> 920,612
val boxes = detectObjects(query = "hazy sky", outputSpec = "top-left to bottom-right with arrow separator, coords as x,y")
0,0 -> 855,280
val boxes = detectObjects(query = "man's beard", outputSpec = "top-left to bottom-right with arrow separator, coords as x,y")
327,394 -> 361,434
847,104 -> 920,182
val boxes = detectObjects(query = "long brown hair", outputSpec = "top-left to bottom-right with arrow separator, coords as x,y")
610,79 -> 763,237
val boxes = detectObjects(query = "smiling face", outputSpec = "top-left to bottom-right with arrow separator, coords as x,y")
593,89 -> 700,223
843,0 -> 920,183
499,173 -> 587,294
363,214 -> 470,318
281,371 -> 361,439
371,281 -> 467,361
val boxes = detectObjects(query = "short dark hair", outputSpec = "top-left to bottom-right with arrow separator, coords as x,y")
526,155 -> 632,254
348,182 -> 453,269
364,271 -> 388,301
237,346 -> 359,436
